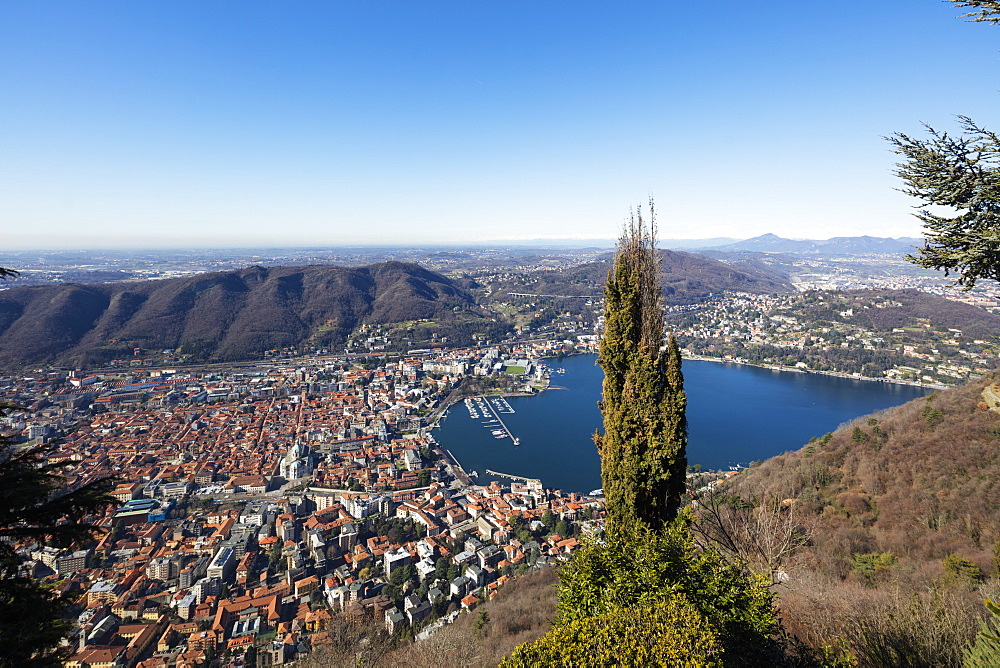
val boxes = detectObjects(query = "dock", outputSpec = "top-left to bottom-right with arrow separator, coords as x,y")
479,397 -> 519,445
485,468 -> 543,493
441,448 -> 474,487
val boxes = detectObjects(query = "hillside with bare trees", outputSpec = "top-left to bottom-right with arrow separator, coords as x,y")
714,372 -> 1000,664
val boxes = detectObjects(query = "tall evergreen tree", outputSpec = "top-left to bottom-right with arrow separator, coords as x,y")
506,215 -> 782,667
595,202 -> 687,533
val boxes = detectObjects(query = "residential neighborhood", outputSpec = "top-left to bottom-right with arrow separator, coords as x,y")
667,290 -> 1000,385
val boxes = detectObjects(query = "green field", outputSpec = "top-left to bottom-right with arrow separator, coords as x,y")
504,365 -> 527,375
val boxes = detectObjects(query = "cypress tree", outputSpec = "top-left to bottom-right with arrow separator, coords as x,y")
595,202 -> 687,534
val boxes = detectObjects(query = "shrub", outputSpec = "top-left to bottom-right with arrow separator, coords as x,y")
552,512 -> 781,666
941,554 -> 983,588
501,594 -> 721,668
851,552 -> 898,588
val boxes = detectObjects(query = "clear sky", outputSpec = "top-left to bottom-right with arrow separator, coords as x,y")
2,1 -> 998,249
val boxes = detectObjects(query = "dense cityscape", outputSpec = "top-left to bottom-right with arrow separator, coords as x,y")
3,337 -> 612,666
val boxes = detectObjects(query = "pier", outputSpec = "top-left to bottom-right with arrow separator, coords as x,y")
479,397 -> 519,445
484,468 -> 543,493
443,448 -> 474,487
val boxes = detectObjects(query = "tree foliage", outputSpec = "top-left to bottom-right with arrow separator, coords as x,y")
0,440 -> 117,666
0,448 -> 114,563
890,117 -> 1000,289
941,553 -> 983,588
952,0 -> 1000,24
595,202 -> 687,533
889,5 -> 1000,289
965,599 -> 1000,667
501,592 -> 722,668
554,515 -> 781,666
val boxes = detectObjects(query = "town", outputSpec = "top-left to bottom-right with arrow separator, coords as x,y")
666,290 -> 1000,386
2,341 -> 605,667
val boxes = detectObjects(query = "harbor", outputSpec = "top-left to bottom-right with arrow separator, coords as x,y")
436,353 -> 934,494
464,396 -> 520,445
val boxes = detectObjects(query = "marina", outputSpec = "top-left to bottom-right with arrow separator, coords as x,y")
464,396 -> 520,445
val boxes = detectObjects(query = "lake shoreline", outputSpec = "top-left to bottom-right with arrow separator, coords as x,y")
431,353 -> 933,494
680,353 -> 952,390
543,349 -> 953,390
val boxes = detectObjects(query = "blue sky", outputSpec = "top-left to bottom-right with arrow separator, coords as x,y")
2,1 -> 998,248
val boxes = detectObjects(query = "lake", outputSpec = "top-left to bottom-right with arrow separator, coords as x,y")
433,353 -> 932,494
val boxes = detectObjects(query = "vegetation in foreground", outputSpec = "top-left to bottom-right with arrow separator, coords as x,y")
500,206 -> 787,667
722,370 -> 1000,666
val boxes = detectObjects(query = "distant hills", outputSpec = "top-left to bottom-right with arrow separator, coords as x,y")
489,249 -> 795,305
701,233 -> 923,255
437,237 -> 741,249
0,250 -> 797,370
0,262 -> 501,369
417,234 -> 921,255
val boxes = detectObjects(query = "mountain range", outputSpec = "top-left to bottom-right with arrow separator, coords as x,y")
0,262 -> 496,369
487,249 -> 794,305
700,233 -> 924,255
0,250 -> 795,370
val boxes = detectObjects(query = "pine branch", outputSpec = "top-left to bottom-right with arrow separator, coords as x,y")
951,0 -> 1000,24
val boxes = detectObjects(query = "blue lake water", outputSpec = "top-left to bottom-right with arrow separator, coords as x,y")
434,354 -> 932,494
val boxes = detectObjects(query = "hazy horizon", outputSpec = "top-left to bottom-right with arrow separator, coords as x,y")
0,232 -> 929,253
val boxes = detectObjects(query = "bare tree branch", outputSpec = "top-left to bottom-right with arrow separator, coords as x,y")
693,480 -> 811,586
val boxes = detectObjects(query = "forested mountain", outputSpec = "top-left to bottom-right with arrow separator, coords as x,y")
0,262 -> 502,369
0,250 -> 794,371
741,375 -> 1000,579
488,249 -> 794,304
